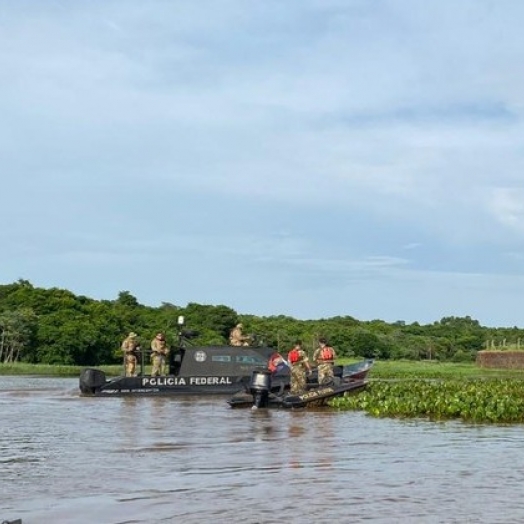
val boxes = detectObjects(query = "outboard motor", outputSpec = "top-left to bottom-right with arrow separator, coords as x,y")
79,368 -> 107,395
250,369 -> 272,409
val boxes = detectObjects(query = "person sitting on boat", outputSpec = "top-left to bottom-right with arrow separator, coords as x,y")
287,340 -> 311,395
122,332 -> 140,377
268,351 -> 288,374
151,332 -> 169,376
229,323 -> 251,347
313,337 -> 336,385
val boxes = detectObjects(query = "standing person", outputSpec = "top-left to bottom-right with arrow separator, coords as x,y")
229,323 -> 250,347
313,337 -> 336,385
122,332 -> 140,377
151,332 -> 169,376
287,340 -> 311,395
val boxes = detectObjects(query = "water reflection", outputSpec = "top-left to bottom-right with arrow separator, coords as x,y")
249,409 -> 275,441
3,377 -> 524,524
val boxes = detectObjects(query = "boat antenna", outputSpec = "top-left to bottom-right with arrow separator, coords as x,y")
177,315 -> 185,348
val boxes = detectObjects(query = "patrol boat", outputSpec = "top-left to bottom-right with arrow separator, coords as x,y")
79,320 -> 281,397
227,359 -> 374,409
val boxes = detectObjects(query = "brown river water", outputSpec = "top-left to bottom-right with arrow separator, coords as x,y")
2,376 -> 524,524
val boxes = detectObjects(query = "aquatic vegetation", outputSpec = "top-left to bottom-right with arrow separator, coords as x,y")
330,379 -> 524,423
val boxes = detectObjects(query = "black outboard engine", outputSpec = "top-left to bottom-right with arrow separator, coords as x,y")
250,369 -> 272,409
79,368 -> 107,395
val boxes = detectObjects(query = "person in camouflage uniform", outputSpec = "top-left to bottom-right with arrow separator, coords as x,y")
287,340 -> 311,395
313,337 -> 336,385
229,323 -> 250,346
121,332 -> 140,377
151,333 -> 169,376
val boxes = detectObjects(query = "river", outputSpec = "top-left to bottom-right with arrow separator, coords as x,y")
2,376 -> 524,523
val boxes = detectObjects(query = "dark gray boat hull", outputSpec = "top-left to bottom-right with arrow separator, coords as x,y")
79,345 -> 277,397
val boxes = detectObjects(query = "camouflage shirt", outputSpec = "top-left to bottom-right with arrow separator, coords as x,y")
151,338 -> 168,355
121,337 -> 138,353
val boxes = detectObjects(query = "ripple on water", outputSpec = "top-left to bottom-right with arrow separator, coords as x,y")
3,378 -> 524,523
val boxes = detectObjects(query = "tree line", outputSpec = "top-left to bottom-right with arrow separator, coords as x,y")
0,279 -> 521,366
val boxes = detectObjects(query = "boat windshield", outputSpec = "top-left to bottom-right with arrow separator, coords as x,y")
208,354 -> 267,365
211,356 -> 232,362
235,355 -> 267,364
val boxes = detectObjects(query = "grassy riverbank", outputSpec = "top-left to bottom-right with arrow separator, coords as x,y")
340,359 -> 524,380
0,362 -> 123,377
2,359 -> 524,379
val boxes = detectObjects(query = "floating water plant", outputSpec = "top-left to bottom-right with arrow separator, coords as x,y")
330,379 -> 524,423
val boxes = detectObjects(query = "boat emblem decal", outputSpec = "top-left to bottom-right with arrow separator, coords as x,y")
194,350 -> 207,362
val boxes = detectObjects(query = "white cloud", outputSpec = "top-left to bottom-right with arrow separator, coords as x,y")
488,188 -> 524,232
2,1 -> 524,324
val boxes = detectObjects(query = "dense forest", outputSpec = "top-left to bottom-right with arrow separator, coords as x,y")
0,279 -> 522,366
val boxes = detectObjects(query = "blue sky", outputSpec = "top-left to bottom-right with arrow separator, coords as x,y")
2,0 -> 524,326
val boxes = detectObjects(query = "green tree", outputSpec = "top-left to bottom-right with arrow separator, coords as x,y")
0,308 -> 37,362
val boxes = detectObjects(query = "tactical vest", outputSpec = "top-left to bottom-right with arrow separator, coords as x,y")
320,346 -> 334,361
268,353 -> 282,372
288,348 -> 301,364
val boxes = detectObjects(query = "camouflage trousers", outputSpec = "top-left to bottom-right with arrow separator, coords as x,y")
317,363 -> 334,385
151,354 -> 166,376
125,354 -> 137,377
290,366 -> 307,395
